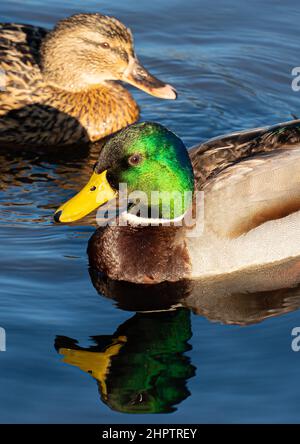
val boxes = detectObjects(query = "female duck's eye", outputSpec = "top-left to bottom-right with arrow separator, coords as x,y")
128,154 -> 142,166
100,42 -> 110,49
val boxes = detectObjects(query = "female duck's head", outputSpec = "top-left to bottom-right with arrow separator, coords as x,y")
41,13 -> 176,98
54,122 -> 194,224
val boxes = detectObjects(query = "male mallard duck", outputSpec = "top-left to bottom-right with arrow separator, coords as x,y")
54,121 -> 300,284
0,14 -> 176,146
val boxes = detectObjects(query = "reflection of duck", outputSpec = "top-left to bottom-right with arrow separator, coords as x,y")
0,14 -> 175,146
90,268 -> 188,312
55,309 -> 195,414
56,121 -> 300,284
91,257 -> 300,326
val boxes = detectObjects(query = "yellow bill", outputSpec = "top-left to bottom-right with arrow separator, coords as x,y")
54,170 -> 116,223
58,335 -> 127,399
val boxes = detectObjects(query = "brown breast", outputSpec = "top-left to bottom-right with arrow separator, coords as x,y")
87,224 -> 191,284
44,82 -> 140,143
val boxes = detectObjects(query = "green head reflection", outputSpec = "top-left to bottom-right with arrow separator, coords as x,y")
55,308 -> 195,414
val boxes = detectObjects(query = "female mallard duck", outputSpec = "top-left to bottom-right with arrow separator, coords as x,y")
0,14 -> 176,146
54,121 -> 300,284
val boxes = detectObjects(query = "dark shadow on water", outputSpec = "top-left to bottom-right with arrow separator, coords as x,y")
55,308 -> 195,414
90,268 -> 190,312
89,255 -> 300,326
0,102 -> 90,150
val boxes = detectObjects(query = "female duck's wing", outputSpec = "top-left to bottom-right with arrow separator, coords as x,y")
0,24 -> 89,146
189,119 -> 300,190
0,23 -> 47,114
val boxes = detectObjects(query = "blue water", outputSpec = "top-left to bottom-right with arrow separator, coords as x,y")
1,0 -> 300,423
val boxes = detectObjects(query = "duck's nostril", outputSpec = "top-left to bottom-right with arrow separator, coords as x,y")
53,210 -> 62,223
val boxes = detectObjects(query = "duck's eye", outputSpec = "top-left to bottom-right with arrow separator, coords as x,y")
100,42 -> 110,49
128,154 -> 142,166
90,186 -> 97,191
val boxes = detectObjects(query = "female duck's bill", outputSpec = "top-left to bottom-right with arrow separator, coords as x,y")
54,122 -> 194,224
122,56 -> 177,100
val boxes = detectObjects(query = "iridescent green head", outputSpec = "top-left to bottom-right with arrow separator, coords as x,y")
54,122 -> 194,223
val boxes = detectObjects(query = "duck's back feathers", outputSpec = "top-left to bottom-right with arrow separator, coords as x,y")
202,146 -> 300,237
190,119 -> 300,189
0,23 -> 46,108
0,23 -> 83,146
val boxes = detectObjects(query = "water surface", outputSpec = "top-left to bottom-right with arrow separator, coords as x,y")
1,0 -> 300,423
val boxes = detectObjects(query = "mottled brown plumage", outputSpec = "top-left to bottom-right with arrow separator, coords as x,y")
0,14 -> 176,146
